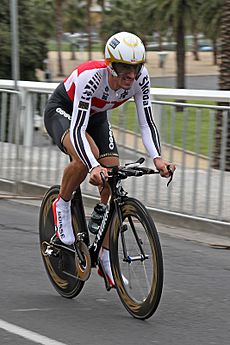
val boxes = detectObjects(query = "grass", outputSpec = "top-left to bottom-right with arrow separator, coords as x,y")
109,100 -> 216,156
161,105 -> 215,156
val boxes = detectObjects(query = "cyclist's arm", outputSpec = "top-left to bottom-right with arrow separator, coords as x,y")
134,68 -> 161,160
69,70 -> 100,172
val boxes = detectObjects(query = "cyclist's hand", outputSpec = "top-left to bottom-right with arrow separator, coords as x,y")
89,165 -> 108,186
153,157 -> 176,178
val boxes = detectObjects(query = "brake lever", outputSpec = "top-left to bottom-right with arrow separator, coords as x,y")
166,165 -> 174,187
100,171 -> 107,194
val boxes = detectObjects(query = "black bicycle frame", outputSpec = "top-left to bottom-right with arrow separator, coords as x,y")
71,187 -> 89,246
71,184 -> 117,267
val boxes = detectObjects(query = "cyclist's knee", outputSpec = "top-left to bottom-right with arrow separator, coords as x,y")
98,155 -> 119,167
69,158 -> 88,175
63,132 -> 99,160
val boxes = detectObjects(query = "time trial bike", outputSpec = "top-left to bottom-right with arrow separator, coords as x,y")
39,157 -> 173,319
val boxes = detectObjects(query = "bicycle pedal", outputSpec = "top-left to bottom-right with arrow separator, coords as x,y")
48,248 -> 60,257
42,243 -> 60,257
76,232 -> 87,242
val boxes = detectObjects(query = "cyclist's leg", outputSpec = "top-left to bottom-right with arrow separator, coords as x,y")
87,113 -> 119,237
44,104 -> 100,244
51,132 -> 99,244
61,132 -> 99,200
87,112 -> 119,206
44,103 -> 100,201
98,155 -> 119,248
98,155 -> 119,204
87,113 -> 119,286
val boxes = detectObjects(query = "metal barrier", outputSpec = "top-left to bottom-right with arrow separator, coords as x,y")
0,80 -> 229,225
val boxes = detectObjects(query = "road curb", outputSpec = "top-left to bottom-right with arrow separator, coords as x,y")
0,179 -> 229,238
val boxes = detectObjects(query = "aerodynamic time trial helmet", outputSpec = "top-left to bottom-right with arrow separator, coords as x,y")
105,32 -> 146,77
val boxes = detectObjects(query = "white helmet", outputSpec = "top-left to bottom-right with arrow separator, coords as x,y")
105,32 -> 145,76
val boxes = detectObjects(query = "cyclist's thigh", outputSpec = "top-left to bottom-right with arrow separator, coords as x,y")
44,103 -> 99,159
44,103 -> 71,154
86,112 -> 119,162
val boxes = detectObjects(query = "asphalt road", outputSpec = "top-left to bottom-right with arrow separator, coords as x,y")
0,199 -> 229,345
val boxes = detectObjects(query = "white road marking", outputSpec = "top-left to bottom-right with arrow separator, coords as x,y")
0,319 -> 68,345
12,308 -> 51,312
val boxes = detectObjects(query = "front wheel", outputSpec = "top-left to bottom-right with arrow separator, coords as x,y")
110,198 -> 163,319
39,185 -> 85,298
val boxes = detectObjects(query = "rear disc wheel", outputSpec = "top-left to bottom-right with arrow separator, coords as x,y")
39,185 -> 85,298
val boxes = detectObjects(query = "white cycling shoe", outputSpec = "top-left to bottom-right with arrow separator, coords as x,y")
98,248 -> 129,288
52,195 -> 75,245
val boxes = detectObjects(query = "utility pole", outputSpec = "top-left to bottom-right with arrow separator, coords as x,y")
10,0 -> 20,89
87,0 -> 92,60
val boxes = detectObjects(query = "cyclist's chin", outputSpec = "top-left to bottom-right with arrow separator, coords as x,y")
119,78 -> 135,89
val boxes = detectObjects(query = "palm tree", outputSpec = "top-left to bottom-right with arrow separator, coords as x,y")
200,0 -> 224,65
139,0 -> 167,51
100,0 -> 144,42
154,0 -> 201,89
213,0 -> 230,170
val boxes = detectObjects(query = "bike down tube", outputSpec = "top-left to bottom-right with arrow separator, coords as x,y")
89,197 -> 116,266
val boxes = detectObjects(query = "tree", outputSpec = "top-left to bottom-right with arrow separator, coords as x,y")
33,0 -> 55,38
63,0 -> 86,60
213,0 -> 230,170
55,0 -> 64,76
0,0 -> 51,80
200,0 -> 224,65
100,0 -> 147,43
0,0 -> 11,79
154,0 -> 202,89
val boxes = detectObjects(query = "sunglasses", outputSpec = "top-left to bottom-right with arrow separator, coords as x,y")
112,62 -> 143,76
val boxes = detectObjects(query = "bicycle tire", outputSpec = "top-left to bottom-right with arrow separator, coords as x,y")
39,185 -> 85,298
110,197 -> 163,319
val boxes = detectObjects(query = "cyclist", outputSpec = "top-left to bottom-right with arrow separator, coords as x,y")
44,31 -> 176,287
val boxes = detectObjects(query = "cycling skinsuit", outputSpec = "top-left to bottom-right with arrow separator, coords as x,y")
44,60 -> 161,171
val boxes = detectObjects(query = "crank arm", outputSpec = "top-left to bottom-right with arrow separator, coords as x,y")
61,269 -> 82,281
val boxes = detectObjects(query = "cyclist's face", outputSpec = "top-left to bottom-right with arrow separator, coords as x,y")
113,63 -> 143,89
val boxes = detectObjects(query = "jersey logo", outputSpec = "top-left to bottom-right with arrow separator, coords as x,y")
120,90 -> 129,99
139,75 -> 150,106
78,101 -> 89,110
102,86 -> 109,100
109,38 -> 120,49
56,107 -> 71,120
82,89 -> 93,101
82,72 -> 102,101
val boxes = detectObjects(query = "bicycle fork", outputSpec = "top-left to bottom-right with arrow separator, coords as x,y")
115,200 -> 149,264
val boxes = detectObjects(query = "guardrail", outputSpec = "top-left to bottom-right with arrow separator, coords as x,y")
0,80 -> 229,227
